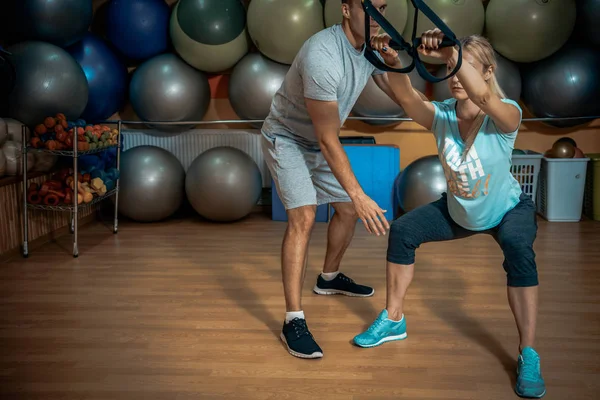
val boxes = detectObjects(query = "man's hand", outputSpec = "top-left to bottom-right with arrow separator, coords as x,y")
352,192 -> 390,236
304,97 -> 390,236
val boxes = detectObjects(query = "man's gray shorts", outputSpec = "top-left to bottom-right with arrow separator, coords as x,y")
261,131 -> 352,210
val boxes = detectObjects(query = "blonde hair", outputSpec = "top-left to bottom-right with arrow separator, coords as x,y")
459,35 -> 506,99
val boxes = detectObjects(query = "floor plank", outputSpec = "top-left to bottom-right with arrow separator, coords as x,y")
1,213 -> 599,400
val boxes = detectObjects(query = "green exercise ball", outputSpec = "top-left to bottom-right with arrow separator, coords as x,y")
170,1 -> 249,73
485,0 -> 577,63
248,0 -> 325,65
403,0 -> 484,65
176,0 -> 246,46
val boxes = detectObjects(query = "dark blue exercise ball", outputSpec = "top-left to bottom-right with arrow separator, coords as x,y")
66,33 -> 128,123
520,43 -> 600,128
105,0 -> 171,61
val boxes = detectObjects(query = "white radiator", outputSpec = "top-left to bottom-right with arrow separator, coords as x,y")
121,129 -> 272,188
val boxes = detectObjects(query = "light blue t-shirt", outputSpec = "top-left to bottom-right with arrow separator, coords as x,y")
431,98 -> 523,231
262,24 -> 385,149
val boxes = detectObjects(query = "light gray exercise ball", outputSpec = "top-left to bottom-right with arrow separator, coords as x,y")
185,146 -> 262,222
395,155 -> 447,212
116,146 -> 185,222
352,51 -> 427,126
228,52 -> 289,128
129,53 -> 211,135
432,51 -> 522,102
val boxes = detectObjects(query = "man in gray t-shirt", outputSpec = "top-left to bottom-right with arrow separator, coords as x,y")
261,0 -> 404,359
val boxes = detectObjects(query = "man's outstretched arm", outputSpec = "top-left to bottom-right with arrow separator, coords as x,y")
305,98 -> 389,236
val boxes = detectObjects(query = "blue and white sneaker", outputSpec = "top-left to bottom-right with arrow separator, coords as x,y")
353,309 -> 407,348
515,347 -> 546,398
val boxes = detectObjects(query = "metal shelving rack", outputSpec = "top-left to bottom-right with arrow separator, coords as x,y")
21,121 -> 123,258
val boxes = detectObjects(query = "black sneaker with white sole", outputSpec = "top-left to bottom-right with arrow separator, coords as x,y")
313,272 -> 374,297
280,318 -> 323,359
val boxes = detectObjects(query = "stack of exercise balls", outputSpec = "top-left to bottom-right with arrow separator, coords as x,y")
2,0 -> 600,227
115,145 -> 262,223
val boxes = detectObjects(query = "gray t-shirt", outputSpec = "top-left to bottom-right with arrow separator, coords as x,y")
261,24 -> 385,148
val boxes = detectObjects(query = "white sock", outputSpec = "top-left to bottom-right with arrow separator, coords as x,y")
320,271 -> 339,281
285,310 -> 305,323
387,313 -> 404,323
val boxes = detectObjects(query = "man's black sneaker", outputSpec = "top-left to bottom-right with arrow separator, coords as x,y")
313,272 -> 375,297
280,318 -> 323,359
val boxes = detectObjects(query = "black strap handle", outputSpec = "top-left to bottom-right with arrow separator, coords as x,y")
362,0 -> 462,83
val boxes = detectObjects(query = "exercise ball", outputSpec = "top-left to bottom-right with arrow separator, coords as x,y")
403,0 -> 484,65
432,51 -> 521,102
66,32 -> 128,123
551,141 -> 575,158
129,53 -> 211,134
4,119 -> 31,143
1,141 -> 36,176
177,0 -> 246,45
117,146 -> 185,222
0,118 -> 7,147
170,1 -> 249,73
185,147 -> 263,222
520,44 -> 600,128
352,52 -> 427,126
8,0 -> 92,47
324,0 -> 408,34
485,0 -> 576,63
105,0 -> 170,61
574,0 -> 600,47
248,0 -> 325,64
395,155 -> 447,212
0,149 -> 6,177
6,41 -> 88,128
228,52 -> 290,127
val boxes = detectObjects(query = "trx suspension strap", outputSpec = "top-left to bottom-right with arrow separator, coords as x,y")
362,0 -> 462,83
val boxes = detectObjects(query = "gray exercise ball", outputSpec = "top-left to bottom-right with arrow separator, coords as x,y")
6,41 -> 89,128
129,53 -> 211,134
10,0 -> 93,47
352,51 -> 427,126
432,51 -> 521,102
116,146 -> 185,222
228,52 -> 289,128
185,146 -> 262,222
520,43 -> 600,128
395,155 -> 447,213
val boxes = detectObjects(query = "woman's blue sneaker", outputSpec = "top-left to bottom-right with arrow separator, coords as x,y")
515,347 -> 546,398
353,309 -> 407,348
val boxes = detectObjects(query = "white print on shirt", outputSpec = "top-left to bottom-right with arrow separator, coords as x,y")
441,138 -> 491,199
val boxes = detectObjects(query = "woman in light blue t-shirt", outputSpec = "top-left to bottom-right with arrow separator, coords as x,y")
353,31 -> 546,399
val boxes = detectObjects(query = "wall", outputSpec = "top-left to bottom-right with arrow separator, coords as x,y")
90,0 -> 599,169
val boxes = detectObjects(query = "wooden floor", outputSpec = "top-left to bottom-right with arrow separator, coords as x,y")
1,211 -> 599,400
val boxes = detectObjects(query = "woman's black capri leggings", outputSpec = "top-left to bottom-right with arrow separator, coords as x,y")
387,192 -> 539,287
